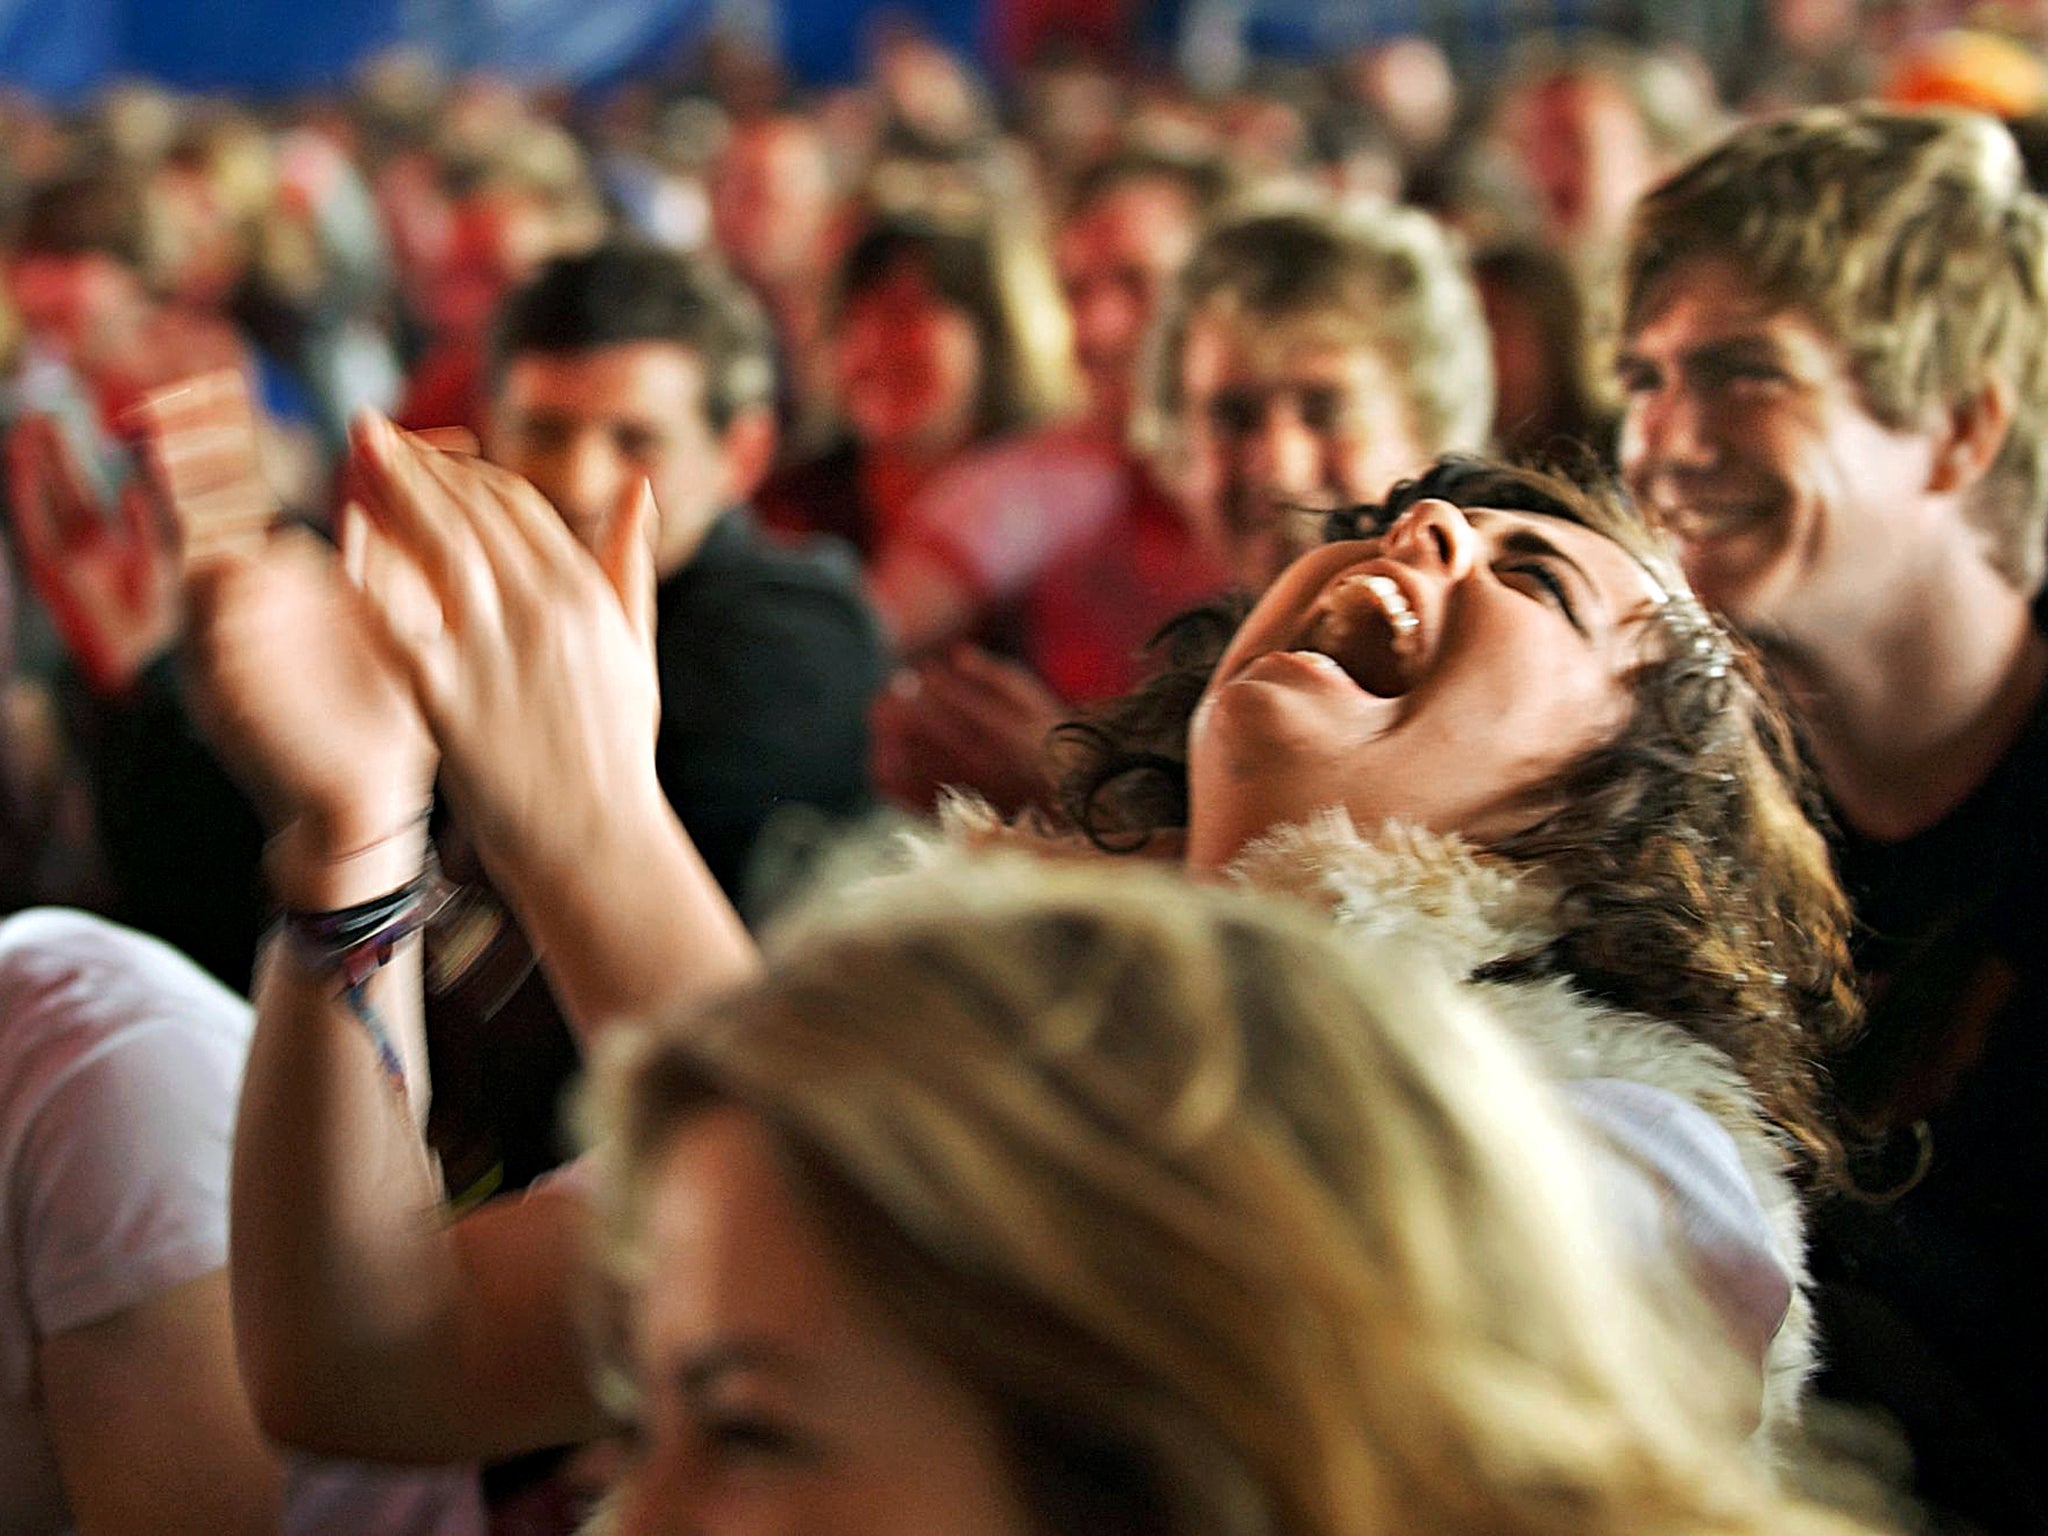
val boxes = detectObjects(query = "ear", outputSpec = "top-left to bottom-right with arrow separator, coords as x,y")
1928,380 -> 2014,496
717,407 -> 779,506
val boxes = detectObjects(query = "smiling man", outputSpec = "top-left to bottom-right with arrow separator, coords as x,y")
1146,200 -> 1494,595
485,246 -> 887,905
1617,106 -> 2048,1529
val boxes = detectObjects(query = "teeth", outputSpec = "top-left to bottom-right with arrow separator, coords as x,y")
1361,575 -> 1421,651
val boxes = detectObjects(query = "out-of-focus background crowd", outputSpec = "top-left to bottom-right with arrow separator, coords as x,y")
5,0 -> 2047,917
7,6 -> 2048,1536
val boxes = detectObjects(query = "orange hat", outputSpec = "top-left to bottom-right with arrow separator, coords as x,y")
1885,29 -> 2048,119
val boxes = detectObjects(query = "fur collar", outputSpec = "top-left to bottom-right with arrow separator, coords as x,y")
925,796 -> 1816,1462
1221,809 -> 1561,977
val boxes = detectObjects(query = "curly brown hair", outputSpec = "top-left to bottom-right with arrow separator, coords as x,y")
1055,456 -> 1860,1185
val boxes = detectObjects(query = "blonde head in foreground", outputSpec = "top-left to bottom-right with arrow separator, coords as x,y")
586,858 -> 1868,1536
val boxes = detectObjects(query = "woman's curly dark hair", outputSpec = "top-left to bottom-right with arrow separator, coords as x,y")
1054,456 -> 1861,1186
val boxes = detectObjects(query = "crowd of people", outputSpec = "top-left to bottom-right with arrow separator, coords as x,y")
3,6 -> 2047,1535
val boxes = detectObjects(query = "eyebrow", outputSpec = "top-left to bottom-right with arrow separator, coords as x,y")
673,1339 -> 809,1396
1617,331 -> 1789,374
1484,520 -> 1609,635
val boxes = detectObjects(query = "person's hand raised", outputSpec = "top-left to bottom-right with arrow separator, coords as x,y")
870,645 -> 1065,818
341,411 -> 663,893
133,373 -> 437,902
3,414 -> 181,696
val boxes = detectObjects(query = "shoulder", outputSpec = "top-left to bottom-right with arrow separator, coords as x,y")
670,510 -> 869,612
0,909 -> 250,1209
903,426 -> 1132,582
0,909 -> 252,1087
659,513 -> 886,673
0,912 -> 251,1343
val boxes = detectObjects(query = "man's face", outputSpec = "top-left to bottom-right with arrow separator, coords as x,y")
709,120 -> 834,287
1054,179 -> 1199,434
1178,311 -> 1430,591
490,341 -> 731,576
1617,257 -> 1949,640
5,252 -> 147,367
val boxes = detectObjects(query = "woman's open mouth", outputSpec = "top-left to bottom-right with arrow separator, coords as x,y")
1301,571 -> 1421,698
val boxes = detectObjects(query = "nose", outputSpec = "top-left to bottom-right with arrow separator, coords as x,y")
1382,497 -> 1480,581
1244,401 -> 1323,502
548,433 -> 624,550
1620,378 -> 1718,497
1071,280 -> 1140,364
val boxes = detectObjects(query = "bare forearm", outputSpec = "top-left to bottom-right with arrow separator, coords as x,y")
231,928 -> 461,1450
492,785 -> 760,1040
233,819 -> 610,1462
230,818 -> 470,1453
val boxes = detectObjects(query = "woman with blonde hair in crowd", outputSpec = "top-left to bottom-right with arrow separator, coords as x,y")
586,856 -> 1868,1536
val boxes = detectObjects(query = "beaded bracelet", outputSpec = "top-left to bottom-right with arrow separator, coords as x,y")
281,871 -> 439,1097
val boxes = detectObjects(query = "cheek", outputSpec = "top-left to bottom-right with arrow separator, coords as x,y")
926,314 -> 982,413
835,324 -> 880,391
1616,412 -> 1650,492
1182,429 -> 1234,495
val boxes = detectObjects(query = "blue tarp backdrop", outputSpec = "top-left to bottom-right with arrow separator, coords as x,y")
0,0 -> 988,100
1,0 -> 1657,103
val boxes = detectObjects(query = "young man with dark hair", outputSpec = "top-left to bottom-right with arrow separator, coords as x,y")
485,246 -> 882,903
1617,105 -> 2048,1529
7,244 -> 885,1204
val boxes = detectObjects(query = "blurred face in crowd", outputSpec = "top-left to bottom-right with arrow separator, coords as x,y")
709,117 -> 837,289
1186,497 -> 1659,868
1508,72 -> 1658,256
1056,177 -> 1201,435
1617,256 -> 1949,642
613,1108 -> 1032,1536
5,252 -> 150,371
151,164 -> 247,309
491,340 -> 759,576
834,258 -> 983,458
1178,310 -> 1430,590
429,186 -> 570,336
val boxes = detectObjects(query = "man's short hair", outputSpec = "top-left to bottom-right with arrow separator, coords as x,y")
11,173 -> 150,269
1066,149 -> 1233,224
1624,105 -> 2048,592
490,244 -> 775,433
1137,198 -> 1493,466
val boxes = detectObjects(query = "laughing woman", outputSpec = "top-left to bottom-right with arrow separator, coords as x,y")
180,415 -> 1853,1491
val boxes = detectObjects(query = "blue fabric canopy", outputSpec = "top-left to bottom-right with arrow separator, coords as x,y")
0,0 -> 983,100
0,0 -> 1626,104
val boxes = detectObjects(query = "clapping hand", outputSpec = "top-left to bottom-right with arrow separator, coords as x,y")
339,411 -> 663,895
127,373 -> 436,902
3,414 -> 182,696
869,645 -> 1066,818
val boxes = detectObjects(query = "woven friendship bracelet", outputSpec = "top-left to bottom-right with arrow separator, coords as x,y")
282,874 -> 437,1096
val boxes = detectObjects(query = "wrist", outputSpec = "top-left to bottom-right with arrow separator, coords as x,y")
495,773 -> 675,914
265,807 -> 432,909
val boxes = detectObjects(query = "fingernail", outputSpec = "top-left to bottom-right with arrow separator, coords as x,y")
339,504 -> 367,583
352,410 -> 394,451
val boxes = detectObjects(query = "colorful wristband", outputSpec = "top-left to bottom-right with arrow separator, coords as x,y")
281,867 -> 441,1096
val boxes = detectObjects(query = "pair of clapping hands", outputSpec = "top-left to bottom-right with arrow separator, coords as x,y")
4,372 -> 662,908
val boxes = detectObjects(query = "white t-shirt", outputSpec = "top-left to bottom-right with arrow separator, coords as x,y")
0,908 -> 484,1536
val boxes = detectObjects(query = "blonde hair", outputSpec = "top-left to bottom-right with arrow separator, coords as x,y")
1624,105 -> 2048,592
591,857 -> 1866,1536
1138,197 -> 1494,472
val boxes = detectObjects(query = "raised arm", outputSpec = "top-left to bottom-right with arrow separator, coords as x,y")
151,376 -> 602,1461
343,411 -> 760,1034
